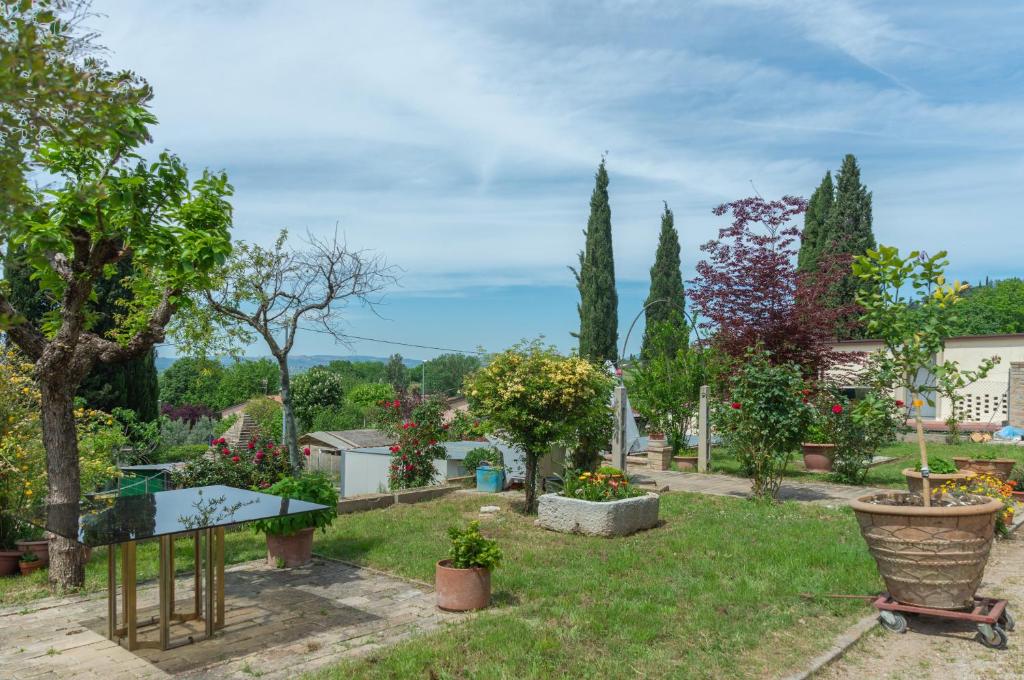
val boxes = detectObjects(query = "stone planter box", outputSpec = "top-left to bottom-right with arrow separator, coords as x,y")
537,492 -> 660,537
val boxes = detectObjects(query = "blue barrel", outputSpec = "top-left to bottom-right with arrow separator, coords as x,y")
476,465 -> 505,493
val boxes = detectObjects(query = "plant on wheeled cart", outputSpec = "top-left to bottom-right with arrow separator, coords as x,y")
850,247 -> 1010,648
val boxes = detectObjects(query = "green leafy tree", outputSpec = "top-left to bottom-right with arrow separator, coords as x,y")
175,230 -> 394,471
950,278 -> 1024,335
571,159 -> 618,364
640,202 -> 687,360
464,341 -> 613,512
159,357 -> 225,409
323,359 -> 387,390
385,353 -> 409,392
345,382 -> 395,413
797,171 -> 833,272
216,358 -> 279,409
0,2 -> 233,588
290,366 -> 346,431
852,246 -> 999,503
420,353 -> 481,397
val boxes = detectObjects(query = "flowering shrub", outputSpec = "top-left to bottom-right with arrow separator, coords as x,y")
0,350 -> 122,547
561,466 -> 646,502
172,432 -> 291,489
161,403 -> 219,426
938,473 -> 1014,535
376,397 -> 448,490
715,348 -> 813,499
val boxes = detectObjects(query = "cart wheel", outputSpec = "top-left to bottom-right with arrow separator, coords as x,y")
999,609 -> 1015,633
977,624 -> 1008,649
879,610 -> 908,634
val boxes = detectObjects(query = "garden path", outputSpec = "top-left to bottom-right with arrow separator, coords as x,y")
0,555 -> 461,679
817,529 -> 1024,679
629,467 -> 891,505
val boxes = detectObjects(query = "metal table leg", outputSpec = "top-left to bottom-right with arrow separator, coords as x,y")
121,540 -> 137,650
205,528 -> 215,638
158,535 -> 172,650
107,545 -> 117,640
215,526 -> 225,628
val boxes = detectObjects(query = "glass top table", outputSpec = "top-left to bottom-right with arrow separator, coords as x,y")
18,484 -> 329,547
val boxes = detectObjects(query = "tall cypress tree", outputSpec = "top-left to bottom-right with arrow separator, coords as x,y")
640,202 -> 686,360
572,159 -> 618,364
797,171 -> 833,272
823,154 -> 875,338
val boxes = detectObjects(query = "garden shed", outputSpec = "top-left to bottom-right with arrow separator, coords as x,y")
336,440 -> 485,497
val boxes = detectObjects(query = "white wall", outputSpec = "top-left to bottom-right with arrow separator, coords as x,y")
341,451 -> 392,497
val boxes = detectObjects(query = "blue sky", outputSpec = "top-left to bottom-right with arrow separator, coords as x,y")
92,1 -> 1024,361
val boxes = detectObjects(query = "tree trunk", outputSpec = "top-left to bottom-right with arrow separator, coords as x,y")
524,452 -> 539,514
277,357 -> 302,473
39,379 -> 87,590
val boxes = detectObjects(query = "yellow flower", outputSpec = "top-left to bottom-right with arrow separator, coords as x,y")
25,489 -> 32,496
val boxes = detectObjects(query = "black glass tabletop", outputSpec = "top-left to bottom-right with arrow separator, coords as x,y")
13,485 -> 330,547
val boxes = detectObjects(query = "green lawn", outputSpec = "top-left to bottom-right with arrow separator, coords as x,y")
2,492 -> 883,679
708,441 -> 1024,488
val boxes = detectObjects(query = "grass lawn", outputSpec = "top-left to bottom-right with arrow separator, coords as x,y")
709,441 -> 1024,489
3,491 -> 883,678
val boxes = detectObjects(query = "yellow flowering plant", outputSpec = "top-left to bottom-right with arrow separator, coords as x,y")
0,350 -> 122,547
937,473 -> 1015,536
561,466 -> 646,502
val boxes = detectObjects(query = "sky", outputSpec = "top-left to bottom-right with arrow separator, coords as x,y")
90,0 -> 1024,361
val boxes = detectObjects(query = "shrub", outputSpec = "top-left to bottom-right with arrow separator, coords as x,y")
561,467 -> 646,502
308,404 -> 364,432
291,367 -> 346,428
379,397 -> 448,490
447,410 -> 489,441
251,473 -> 338,536
447,520 -> 502,570
213,413 -> 238,437
715,348 -> 812,499
172,433 -> 291,489
464,447 -> 502,472
161,403 -> 219,426
916,456 -> 957,475
157,444 -> 210,463
345,383 -> 395,412
160,415 -> 219,448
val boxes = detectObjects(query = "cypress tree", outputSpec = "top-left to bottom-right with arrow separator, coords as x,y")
572,159 -> 618,364
797,171 -> 833,272
823,154 -> 875,338
640,202 -> 686,360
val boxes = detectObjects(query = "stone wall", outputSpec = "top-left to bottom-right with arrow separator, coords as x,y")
1010,362 -> 1024,428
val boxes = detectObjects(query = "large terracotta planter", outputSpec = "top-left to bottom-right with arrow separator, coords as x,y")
673,456 -> 698,471
902,468 -> 973,494
18,559 -> 44,576
0,550 -> 21,577
801,443 -> 835,473
953,458 -> 1017,481
435,559 -> 491,611
16,539 -> 50,567
266,527 -> 314,568
851,492 -> 1003,609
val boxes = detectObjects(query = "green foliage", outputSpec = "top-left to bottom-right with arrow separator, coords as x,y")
250,473 -> 338,537
157,444 -> 209,463
950,278 -> 1024,336
159,358 -> 226,409
464,340 -> 614,512
916,456 -> 957,474
345,382 -> 395,411
561,467 -> 646,502
213,414 -> 238,437
159,416 -> 219,448
321,360 -> 387,390
308,404 -> 364,433
627,321 -> 713,453
447,410 -> 489,441
572,159 -> 618,364
420,353 -> 481,397
464,447 -> 502,472
380,397 -> 449,490
715,348 -> 813,499
641,203 -> 686,360
172,434 -> 291,489
385,354 -> 409,392
216,359 -> 279,409
797,171 -> 834,272
243,397 -> 283,443
291,367 -> 345,429
447,520 -> 502,570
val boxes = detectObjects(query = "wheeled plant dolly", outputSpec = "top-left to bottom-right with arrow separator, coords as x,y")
873,594 -> 1014,649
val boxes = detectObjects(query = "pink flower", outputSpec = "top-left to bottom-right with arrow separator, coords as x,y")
303,446 -> 311,456
731,402 -> 741,410
255,451 -> 265,461
247,441 -> 255,450
831,404 -> 843,414
231,455 -> 240,463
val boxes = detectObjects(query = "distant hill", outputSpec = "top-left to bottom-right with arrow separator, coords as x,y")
155,354 -> 423,373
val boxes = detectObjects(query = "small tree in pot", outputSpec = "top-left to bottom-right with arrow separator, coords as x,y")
251,473 -> 337,568
436,520 -> 502,612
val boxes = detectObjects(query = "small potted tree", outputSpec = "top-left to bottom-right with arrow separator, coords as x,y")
436,520 -> 502,611
252,473 -> 338,568
902,455 -> 972,494
18,551 -> 43,576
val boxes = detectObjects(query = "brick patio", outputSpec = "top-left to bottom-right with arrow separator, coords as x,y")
0,556 -> 462,679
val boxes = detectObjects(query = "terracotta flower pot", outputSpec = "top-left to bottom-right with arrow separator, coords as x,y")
16,539 -> 50,567
1004,507 -> 1015,528
901,468 -> 973,494
266,527 -> 315,568
1012,490 -> 1024,503
435,559 -> 491,612
18,559 -> 43,576
952,458 -> 1017,482
851,491 -> 1003,609
648,431 -> 666,441
672,456 -> 698,471
801,443 -> 835,473
0,550 -> 22,577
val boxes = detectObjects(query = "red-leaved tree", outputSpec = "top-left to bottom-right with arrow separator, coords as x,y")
689,196 -> 853,377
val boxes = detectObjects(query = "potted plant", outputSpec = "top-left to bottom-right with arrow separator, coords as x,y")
850,247 -> 1002,609
15,529 -> 50,567
18,551 -> 43,576
952,449 -> 1017,481
436,520 -> 502,611
936,474 -> 1016,536
251,473 -> 338,568
902,456 -> 973,494
1010,466 -> 1024,502
801,421 -> 835,473
537,466 -> 660,537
